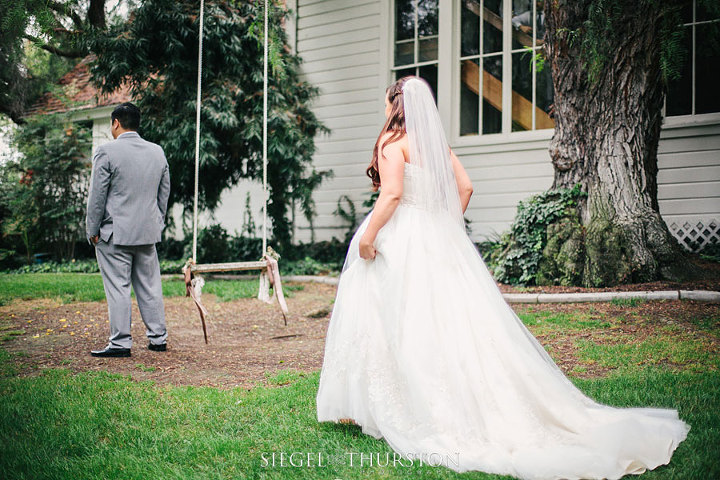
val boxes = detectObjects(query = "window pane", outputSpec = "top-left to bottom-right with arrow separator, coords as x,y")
461,0 -> 479,57
483,56 -> 503,134
395,0 -> 414,41
666,27 -> 692,116
696,1 -> 720,22
460,59 -> 480,135
695,22 -> 720,114
535,0 -> 546,46
419,64 -> 438,103
395,40 -> 415,66
395,67 -> 416,81
511,50 -> 532,131
511,0 -> 534,50
536,54 -> 555,129
418,0 -> 439,36
484,0 -> 504,54
679,2 -> 692,23
419,36 -> 438,62
485,0 -> 503,17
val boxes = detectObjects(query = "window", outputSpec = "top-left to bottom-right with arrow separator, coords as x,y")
666,0 -> 720,116
392,0 -> 439,101
458,0 -> 554,136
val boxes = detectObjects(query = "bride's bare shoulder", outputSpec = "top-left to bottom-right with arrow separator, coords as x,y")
379,131 -> 409,150
378,132 -> 409,164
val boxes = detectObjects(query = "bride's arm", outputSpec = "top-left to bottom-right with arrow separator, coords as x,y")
450,148 -> 473,213
359,141 -> 405,260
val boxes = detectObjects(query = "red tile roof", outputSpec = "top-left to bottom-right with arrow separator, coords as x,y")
28,55 -> 131,116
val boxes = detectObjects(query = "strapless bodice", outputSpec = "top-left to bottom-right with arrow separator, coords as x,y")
399,162 -> 423,207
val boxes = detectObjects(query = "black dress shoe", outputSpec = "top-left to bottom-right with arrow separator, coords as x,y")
148,342 -> 167,352
91,346 -> 131,357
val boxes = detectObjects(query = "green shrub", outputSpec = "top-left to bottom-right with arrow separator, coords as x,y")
286,239 -> 348,264
11,259 -> 99,274
159,259 -> 186,274
281,256 -> 340,276
156,237 -> 185,261
178,224 -> 265,264
0,115 -> 92,265
488,183 -> 587,286
699,242 -> 720,263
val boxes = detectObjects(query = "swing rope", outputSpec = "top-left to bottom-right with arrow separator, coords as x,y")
192,0 -> 205,263
183,0 -> 288,343
262,0 -> 268,255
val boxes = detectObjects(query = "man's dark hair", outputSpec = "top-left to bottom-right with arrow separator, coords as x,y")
111,102 -> 141,131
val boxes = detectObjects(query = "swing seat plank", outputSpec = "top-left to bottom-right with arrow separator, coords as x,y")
190,261 -> 268,273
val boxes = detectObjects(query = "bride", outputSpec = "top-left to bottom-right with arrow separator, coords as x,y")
315,76 -> 690,480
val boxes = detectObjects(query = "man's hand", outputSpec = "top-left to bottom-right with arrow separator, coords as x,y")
359,233 -> 376,260
519,24 -> 532,34
91,235 -> 100,245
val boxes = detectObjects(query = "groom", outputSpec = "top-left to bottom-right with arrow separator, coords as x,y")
86,102 -> 170,357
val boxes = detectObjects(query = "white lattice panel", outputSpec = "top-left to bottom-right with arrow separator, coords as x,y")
668,218 -> 720,252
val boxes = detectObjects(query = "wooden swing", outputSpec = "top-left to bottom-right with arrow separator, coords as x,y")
183,0 -> 288,344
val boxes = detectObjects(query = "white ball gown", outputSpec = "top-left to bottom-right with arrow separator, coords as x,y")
315,160 -> 691,479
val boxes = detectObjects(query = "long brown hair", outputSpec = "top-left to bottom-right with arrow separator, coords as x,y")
366,76 -> 414,191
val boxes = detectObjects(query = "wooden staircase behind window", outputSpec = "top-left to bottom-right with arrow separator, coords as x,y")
461,60 -> 554,130
461,0 -> 553,130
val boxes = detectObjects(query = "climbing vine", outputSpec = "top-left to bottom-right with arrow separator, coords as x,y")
488,184 -> 587,285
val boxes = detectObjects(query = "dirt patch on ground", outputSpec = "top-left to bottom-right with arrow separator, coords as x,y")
1,281 -> 718,388
0,282 -> 336,389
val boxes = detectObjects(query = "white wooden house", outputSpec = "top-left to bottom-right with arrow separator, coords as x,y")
277,0 -> 720,251
27,1 -> 720,251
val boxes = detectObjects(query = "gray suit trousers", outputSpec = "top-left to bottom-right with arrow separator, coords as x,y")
95,235 -> 167,349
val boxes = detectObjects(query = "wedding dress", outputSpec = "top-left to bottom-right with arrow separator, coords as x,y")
315,78 -> 690,480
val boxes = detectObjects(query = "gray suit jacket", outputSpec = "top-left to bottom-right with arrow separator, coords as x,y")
85,132 -> 170,246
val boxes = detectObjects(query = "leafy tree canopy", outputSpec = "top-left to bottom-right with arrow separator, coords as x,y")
88,0 -> 330,252
0,115 -> 92,263
0,0 -> 134,122
557,0 -> 720,86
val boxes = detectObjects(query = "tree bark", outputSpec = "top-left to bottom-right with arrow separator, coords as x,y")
543,0 -> 695,286
88,0 -> 107,29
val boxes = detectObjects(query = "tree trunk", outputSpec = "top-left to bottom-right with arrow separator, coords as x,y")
543,0 -> 695,286
88,0 -> 107,29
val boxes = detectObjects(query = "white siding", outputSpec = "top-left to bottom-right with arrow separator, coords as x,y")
657,122 -> 720,233
190,179 -> 266,239
292,0 -> 386,242
452,140 -> 554,240
92,117 -> 113,152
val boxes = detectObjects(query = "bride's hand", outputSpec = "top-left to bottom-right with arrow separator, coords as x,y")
359,234 -> 377,260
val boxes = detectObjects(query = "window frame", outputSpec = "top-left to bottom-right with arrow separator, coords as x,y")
381,0 -> 556,147
382,0 -> 720,146
389,0 -> 441,98
452,0 -> 555,143
662,0 -> 720,128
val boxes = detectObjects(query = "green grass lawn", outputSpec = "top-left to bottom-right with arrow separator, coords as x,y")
0,274 -> 718,479
0,273 -> 303,305
0,351 -> 717,480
